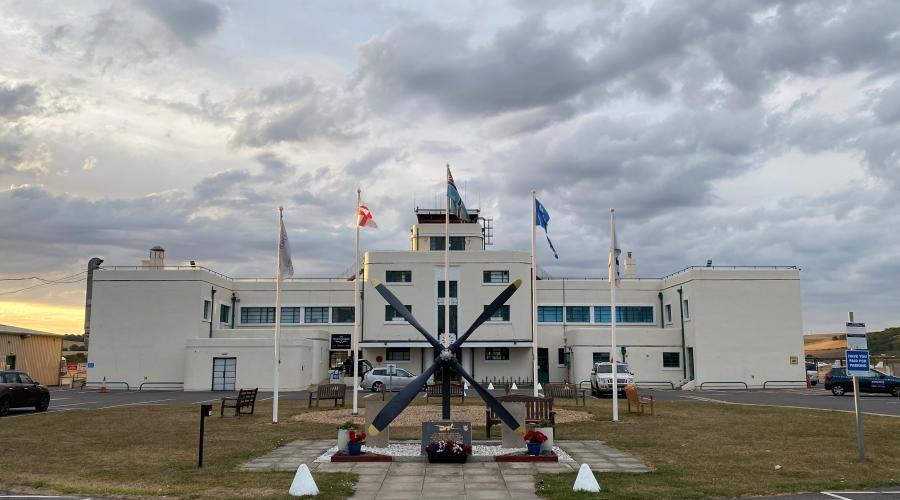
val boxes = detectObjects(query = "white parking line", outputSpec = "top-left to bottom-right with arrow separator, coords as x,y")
96,398 -> 176,409
50,401 -> 98,407
682,395 -> 900,418
821,493 -> 855,499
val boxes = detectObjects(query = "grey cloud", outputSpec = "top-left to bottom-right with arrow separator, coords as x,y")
0,81 -> 39,119
134,0 -> 224,47
873,80 -> 900,124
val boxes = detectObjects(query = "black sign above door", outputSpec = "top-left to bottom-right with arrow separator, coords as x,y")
331,334 -> 351,350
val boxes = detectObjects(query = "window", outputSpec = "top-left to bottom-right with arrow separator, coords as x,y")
18,373 -> 33,384
386,347 -> 410,361
558,348 -> 567,366
385,304 -> 412,321
386,270 -> 412,283
203,300 -> 211,320
483,270 -> 509,283
372,368 -> 387,376
241,307 -> 276,324
304,307 -> 329,323
592,352 -> 610,363
219,304 -> 231,323
332,306 -> 354,324
683,299 -> 690,319
484,347 -> 510,361
594,306 -> 654,324
537,306 -> 563,322
437,305 -> 457,334
485,304 -> 510,322
566,306 -> 591,323
663,352 -> 681,368
665,304 -> 672,323
437,280 -> 458,298
430,236 -> 466,251
281,307 -> 303,324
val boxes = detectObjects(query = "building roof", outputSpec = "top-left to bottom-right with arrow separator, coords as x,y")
0,324 -> 64,337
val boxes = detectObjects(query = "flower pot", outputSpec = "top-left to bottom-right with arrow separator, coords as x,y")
427,453 -> 468,463
337,429 -> 350,453
527,442 -> 542,456
536,427 -> 554,453
348,443 -> 362,456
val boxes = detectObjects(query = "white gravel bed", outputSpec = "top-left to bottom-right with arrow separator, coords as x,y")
313,442 -> 574,462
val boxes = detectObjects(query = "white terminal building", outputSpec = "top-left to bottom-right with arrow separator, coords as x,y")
86,209 -> 806,391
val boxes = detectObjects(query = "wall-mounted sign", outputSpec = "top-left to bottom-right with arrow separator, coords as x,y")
789,356 -> 798,365
330,334 -> 351,350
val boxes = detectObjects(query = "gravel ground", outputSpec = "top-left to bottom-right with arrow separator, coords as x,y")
314,442 -> 575,462
293,404 -> 592,426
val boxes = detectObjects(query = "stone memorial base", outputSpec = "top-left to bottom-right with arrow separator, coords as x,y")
495,452 -> 559,462
420,420 -> 472,455
330,452 -> 392,462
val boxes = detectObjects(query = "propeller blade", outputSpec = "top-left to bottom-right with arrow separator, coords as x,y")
449,358 -> 524,435
450,279 -> 521,352
370,279 -> 442,350
367,362 -> 439,436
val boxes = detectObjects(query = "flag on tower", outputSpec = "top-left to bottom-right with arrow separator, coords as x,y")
278,217 -> 294,279
357,203 -> 378,228
534,198 -> 558,259
447,168 -> 470,221
608,209 -> 621,287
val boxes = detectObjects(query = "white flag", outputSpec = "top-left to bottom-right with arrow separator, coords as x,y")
608,209 -> 621,287
278,218 -> 294,279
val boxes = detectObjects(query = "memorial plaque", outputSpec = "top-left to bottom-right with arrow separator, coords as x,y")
421,420 -> 472,455
365,400 -> 390,448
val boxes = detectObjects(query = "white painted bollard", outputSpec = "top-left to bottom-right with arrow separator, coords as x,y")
464,380 -> 470,389
289,464 -> 319,496
573,464 -> 600,492
511,382 -> 518,390
487,382 -> 494,390
536,383 -> 542,391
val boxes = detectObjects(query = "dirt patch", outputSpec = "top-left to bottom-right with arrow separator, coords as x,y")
291,404 -> 592,427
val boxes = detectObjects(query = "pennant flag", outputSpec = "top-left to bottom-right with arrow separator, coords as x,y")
447,167 -> 470,221
357,203 -> 378,228
278,217 -> 294,280
608,209 -> 621,287
534,198 -> 559,259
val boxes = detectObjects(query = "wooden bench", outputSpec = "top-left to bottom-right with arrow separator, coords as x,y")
425,382 -> 465,404
220,388 -> 258,416
485,395 -> 555,439
308,383 -> 347,407
543,383 -> 586,406
625,384 -> 654,416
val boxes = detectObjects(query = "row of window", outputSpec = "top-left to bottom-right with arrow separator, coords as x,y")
239,306 -> 355,325
537,305 -> 655,324
384,304 -> 510,324
590,351 -> 681,368
663,300 -> 691,323
385,270 -> 510,284
382,347 -> 680,368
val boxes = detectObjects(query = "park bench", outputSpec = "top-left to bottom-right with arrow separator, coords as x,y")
485,395 -> 555,438
625,384 -> 654,416
220,388 -> 258,416
425,382 -> 465,404
543,383 -> 586,406
308,383 -> 347,407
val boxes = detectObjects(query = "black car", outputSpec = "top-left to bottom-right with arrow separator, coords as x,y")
823,367 -> 900,397
0,371 -> 51,416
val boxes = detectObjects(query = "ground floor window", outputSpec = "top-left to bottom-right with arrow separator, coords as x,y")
558,348 -> 569,366
386,347 -> 410,361
663,352 -> 681,368
484,347 -> 510,361
329,350 -> 348,370
212,357 -> 236,391
592,352 -> 610,363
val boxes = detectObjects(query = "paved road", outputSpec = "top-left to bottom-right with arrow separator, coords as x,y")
745,489 -> 900,499
644,386 -> 900,417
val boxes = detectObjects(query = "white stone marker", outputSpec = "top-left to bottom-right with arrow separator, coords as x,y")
573,464 -> 600,492
289,464 -> 319,496
511,382 -> 518,390
487,382 -> 495,390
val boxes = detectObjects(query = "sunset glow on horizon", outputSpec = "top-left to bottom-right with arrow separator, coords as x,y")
0,301 -> 83,335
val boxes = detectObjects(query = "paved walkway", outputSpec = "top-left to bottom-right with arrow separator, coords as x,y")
241,439 -> 648,499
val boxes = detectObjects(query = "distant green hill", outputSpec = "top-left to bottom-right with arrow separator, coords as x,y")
867,327 -> 900,354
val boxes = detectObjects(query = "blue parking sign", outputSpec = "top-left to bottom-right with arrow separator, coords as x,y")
846,350 -> 869,376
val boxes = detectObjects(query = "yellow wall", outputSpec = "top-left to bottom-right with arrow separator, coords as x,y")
1,333 -> 62,386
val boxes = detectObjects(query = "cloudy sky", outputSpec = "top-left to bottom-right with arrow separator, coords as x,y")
1,0 -> 898,334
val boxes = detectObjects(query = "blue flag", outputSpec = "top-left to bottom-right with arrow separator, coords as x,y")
447,168 -> 470,221
535,198 -> 558,259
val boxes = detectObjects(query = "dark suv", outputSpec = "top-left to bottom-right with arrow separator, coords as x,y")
824,367 -> 900,397
0,371 -> 51,416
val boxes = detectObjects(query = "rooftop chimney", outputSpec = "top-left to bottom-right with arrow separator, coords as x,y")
141,246 -> 165,268
624,251 -> 636,279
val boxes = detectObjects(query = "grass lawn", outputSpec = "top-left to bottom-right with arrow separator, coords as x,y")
1,394 -> 898,499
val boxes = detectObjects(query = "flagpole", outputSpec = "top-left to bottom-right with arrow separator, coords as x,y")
273,207 -> 283,424
531,191 -> 539,397
610,208 -> 619,422
443,165 -> 451,420
352,189 -> 361,416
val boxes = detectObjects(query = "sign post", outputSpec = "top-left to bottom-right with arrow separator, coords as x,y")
198,403 -> 212,467
845,314 -> 867,461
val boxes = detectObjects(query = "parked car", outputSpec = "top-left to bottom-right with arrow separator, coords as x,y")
590,362 -> 634,397
0,371 -> 51,416
824,367 -> 900,397
361,366 -> 419,392
806,361 -> 819,386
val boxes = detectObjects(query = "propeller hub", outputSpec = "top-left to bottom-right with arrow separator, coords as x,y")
439,349 -> 453,361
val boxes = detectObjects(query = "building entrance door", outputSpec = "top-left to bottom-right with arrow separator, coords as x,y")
212,357 -> 236,391
5,355 -> 15,370
687,348 -> 695,381
537,348 -> 549,384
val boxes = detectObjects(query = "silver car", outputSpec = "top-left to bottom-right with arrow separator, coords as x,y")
362,367 -> 419,392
